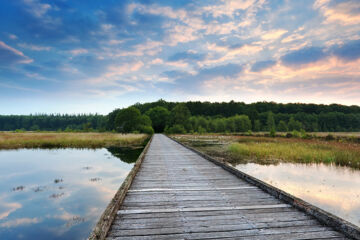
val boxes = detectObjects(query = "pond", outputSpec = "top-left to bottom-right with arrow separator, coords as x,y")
0,147 -> 142,240
235,162 -> 360,227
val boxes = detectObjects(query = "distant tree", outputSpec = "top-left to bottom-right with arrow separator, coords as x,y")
165,124 -> 186,134
233,115 -> 252,132
225,118 -> 235,132
253,120 -> 261,132
82,122 -> 92,131
170,103 -> 191,126
115,107 -> 153,133
215,118 -> 226,132
197,116 -> 208,132
277,120 -> 288,132
267,112 -> 276,132
145,106 -> 170,133
288,117 -> 303,131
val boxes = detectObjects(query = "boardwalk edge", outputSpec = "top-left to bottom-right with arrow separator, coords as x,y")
170,135 -> 360,240
88,135 -> 153,240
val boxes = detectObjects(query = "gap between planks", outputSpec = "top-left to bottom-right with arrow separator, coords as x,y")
128,186 -> 256,192
118,204 -> 290,215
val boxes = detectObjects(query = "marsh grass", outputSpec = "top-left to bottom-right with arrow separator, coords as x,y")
228,138 -> 360,169
0,132 -> 149,149
173,134 -> 360,169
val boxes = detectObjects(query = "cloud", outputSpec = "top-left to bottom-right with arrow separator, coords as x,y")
332,39 -> 360,62
199,63 -> 243,78
150,58 -> 163,65
168,51 -> 206,62
205,42 -> 263,65
23,0 -> 52,18
262,29 -> 288,40
281,46 -> 327,67
314,0 -> 360,25
0,41 -> 33,66
0,202 -> 22,220
251,60 -> 276,72
69,48 -> 88,55
8,34 -> 18,40
281,33 -> 305,43
87,61 -> 144,85
0,218 -> 40,228
203,0 -> 255,18
18,43 -> 51,51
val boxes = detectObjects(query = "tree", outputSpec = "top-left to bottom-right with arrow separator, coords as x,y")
170,103 -> 191,126
253,120 -> 261,132
114,107 -> 153,133
267,112 -> 276,132
233,115 -> 252,132
288,117 -> 303,131
145,106 -> 170,132
277,120 -> 288,132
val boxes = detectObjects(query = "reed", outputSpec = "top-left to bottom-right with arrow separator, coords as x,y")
228,138 -> 360,169
0,132 -> 149,149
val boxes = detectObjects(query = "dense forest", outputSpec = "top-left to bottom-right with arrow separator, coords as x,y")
1,100 -> 360,133
0,114 -> 106,131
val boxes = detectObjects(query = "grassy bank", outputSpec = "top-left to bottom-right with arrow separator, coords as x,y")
173,134 -> 360,169
0,132 -> 149,149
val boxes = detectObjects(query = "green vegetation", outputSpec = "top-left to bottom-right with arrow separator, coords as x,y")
228,138 -> 360,169
145,106 -> 170,132
0,132 -> 149,149
173,134 -> 360,169
114,107 -> 154,134
1,100 -> 360,133
0,114 -> 106,131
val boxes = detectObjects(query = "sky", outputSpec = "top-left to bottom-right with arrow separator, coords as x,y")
0,0 -> 360,114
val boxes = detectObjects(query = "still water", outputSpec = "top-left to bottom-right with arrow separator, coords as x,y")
0,147 -> 142,240
235,162 -> 360,227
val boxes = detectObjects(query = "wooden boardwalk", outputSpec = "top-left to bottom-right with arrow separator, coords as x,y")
106,134 -> 349,239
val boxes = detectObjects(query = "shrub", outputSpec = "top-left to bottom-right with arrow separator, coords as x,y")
286,132 -> 293,138
325,134 -> 335,141
270,129 -> 276,137
141,126 -> 154,135
166,124 -> 186,134
246,130 -> 253,136
291,130 -> 301,138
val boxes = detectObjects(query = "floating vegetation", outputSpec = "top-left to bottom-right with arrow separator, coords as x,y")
49,193 -> 64,199
12,186 -> 25,191
65,216 -> 85,228
33,186 -> 46,192
90,177 -> 101,182
54,178 -> 63,184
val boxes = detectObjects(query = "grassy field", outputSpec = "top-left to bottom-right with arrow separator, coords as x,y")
0,132 -> 149,149
172,134 -> 360,169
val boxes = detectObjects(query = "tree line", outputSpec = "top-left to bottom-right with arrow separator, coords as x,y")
0,114 -> 106,131
1,100 -> 360,133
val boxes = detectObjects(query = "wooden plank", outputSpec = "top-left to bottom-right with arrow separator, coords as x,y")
117,204 -> 290,214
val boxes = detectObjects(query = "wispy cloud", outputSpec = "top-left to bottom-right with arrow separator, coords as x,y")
0,41 -> 33,65
314,0 -> 360,25
23,0 -> 52,18
18,43 -> 51,51
0,217 -> 40,228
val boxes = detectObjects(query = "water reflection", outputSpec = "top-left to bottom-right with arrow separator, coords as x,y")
0,147 -> 141,240
235,162 -> 360,226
